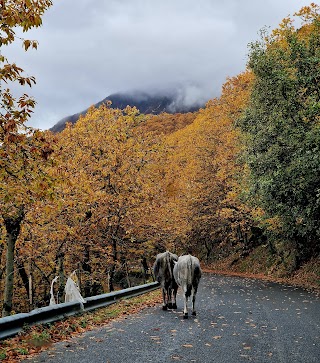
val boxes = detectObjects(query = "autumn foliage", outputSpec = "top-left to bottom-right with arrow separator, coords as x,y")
1,4 -> 319,315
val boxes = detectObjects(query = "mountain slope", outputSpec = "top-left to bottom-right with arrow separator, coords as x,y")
50,90 -> 204,133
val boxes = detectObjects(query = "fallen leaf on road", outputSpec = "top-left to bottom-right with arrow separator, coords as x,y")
171,355 -> 182,360
150,336 -> 160,341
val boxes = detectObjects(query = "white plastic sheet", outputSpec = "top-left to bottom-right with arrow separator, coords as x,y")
49,276 -> 59,306
64,271 -> 85,304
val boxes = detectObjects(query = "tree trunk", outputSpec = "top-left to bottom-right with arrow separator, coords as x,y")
141,257 -> 148,284
57,253 -> 65,303
16,260 -> 30,301
82,246 -> 92,297
2,209 -> 24,317
125,259 -> 131,288
109,238 -> 118,292
0,243 -> 4,280
28,260 -> 34,309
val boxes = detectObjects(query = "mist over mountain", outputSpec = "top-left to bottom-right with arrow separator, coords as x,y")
50,87 -> 207,133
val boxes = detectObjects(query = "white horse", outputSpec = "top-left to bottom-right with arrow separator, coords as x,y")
173,254 -> 201,318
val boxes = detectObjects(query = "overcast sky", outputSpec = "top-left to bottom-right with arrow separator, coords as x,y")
4,0 -> 312,130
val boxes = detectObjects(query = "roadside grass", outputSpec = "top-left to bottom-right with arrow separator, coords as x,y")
0,290 -> 162,363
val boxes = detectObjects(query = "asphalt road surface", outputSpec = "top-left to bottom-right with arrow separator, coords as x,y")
23,274 -> 320,363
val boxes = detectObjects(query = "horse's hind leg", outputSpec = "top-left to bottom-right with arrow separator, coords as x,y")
191,288 -> 197,316
162,289 -> 168,310
167,288 -> 173,309
183,293 -> 188,319
172,285 -> 178,309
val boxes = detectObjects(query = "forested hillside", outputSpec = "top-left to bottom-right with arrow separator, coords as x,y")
50,91 -> 203,133
0,3 -> 319,315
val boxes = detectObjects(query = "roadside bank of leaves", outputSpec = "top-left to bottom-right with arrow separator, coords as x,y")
206,253 -> 320,295
0,290 -> 162,362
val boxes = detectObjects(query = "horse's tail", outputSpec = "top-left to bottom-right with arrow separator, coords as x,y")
166,251 -> 173,279
186,255 -> 193,297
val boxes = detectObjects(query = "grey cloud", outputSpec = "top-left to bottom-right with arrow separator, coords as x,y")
3,0 -> 312,130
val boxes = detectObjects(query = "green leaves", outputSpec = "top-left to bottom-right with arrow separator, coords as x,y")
238,5 -> 320,262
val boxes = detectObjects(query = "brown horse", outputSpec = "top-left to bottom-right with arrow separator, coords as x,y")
153,251 -> 178,310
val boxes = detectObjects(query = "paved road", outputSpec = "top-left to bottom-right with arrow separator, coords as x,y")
23,274 -> 320,363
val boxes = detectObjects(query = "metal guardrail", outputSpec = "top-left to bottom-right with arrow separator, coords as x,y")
0,281 -> 159,340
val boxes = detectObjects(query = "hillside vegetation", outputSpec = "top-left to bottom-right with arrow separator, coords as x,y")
0,4 -> 319,316
50,91 -> 203,133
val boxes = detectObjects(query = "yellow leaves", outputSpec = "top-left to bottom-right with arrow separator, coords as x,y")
149,69 -> 256,251
219,208 -> 235,220
267,3 -> 319,53
294,3 -> 320,23
265,216 -> 283,232
251,207 -> 265,220
49,104 -> 165,255
165,181 -> 180,198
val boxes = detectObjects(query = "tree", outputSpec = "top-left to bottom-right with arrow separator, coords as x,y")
1,0 -> 52,128
188,72 -> 255,260
1,0 -> 53,316
42,104 -> 164,292
238,4 -> 320,267
147,72 -> 256,260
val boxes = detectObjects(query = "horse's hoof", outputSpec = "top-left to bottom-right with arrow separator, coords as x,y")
183,313 -> 188,319
172,303 -> 177,309
162,305 -> 168,311
192,311 -> 197,316
167,303 -> 173,309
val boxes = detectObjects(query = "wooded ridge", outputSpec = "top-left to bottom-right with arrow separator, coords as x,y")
50,90 -> 204,133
